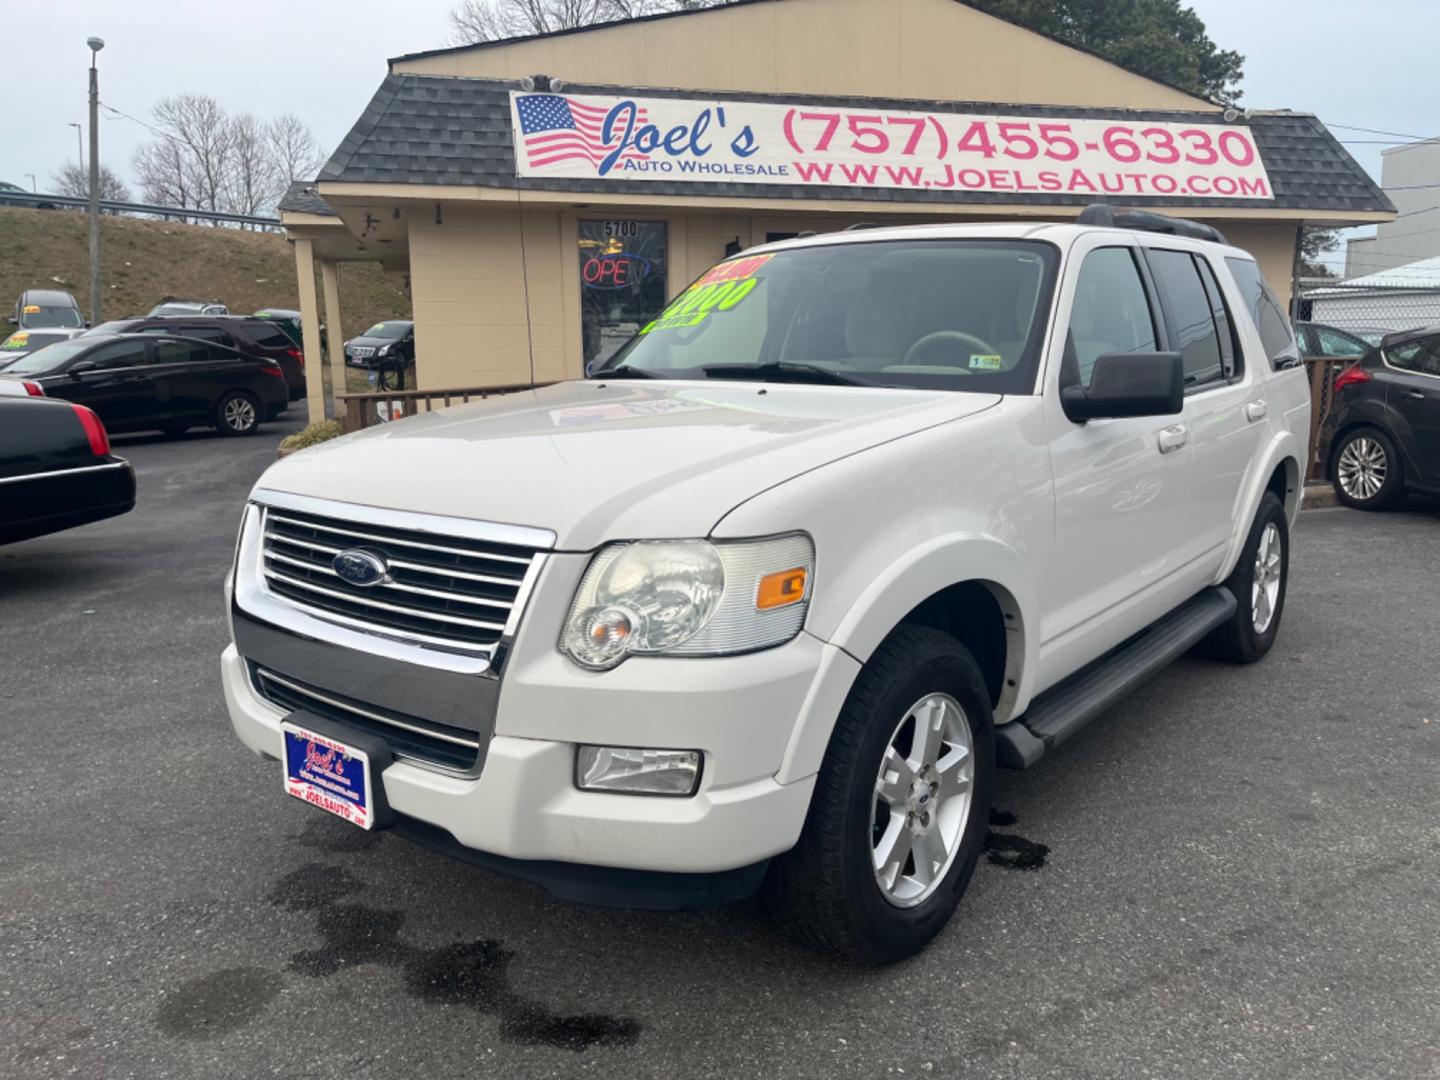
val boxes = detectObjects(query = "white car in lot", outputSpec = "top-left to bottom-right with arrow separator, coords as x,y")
221,207 -> 1308,963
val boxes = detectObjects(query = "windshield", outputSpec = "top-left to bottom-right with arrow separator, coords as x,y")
363,322 -> 410,340
2,331 -> 67,352
3,338 -> 96,374
149,304 -> 201,316
20,304 -> 83,329
598,240 -> 1058,392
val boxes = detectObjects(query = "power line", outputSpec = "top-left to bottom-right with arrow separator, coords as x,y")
1326,122 -> 1438,141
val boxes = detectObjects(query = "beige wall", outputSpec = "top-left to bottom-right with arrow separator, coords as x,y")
395,0 -> 1214,112
407,206 -> 572,390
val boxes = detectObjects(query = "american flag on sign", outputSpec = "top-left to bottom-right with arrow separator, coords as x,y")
515,94 -> 649,170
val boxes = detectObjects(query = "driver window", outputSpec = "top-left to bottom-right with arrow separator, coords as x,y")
85,341 -> 149,371
1065,247 -> 1158,387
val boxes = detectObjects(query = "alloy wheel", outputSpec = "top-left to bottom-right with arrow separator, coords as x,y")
871,693 -> 974,908
1337,436 -> 1387,501
1251,522 -> 1283,633
224,396 -> 257,431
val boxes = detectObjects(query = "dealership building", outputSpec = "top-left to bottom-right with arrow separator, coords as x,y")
280,0 -> 1394,421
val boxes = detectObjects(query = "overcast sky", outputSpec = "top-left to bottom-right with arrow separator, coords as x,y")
4,0 -> 1433,266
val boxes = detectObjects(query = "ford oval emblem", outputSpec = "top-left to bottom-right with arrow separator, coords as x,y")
332,549 -> 389,587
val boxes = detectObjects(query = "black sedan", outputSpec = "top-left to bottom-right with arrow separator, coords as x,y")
0,397 -> 135,545
344,320 -> 415,387
1322,326 -> 1440,510
0,333 -> 289,438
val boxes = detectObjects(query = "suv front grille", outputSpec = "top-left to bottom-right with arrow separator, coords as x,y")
259,505 -> 542,654
250,664 -> 481,772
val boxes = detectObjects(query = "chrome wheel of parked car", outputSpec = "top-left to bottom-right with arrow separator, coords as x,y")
1251,523 -> 1283,634
1337,436 -> 1386,501
871,693 -> 974,908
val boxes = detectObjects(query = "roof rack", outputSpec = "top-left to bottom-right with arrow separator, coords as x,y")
1076,203 -> 1228,244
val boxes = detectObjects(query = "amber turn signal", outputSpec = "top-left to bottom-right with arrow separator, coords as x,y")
756,567 -> 808,610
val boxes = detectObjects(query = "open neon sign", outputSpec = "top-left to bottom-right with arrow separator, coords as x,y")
582,253 -> 653,290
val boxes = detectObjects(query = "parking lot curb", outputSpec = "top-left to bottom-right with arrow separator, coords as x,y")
1302,483 -> 1339,510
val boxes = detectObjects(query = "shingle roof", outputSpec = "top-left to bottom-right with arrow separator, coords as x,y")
277,180 -> 336,216
318,74 -> 1394,215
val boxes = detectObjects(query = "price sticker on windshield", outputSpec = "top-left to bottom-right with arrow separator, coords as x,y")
640,254 -> 773,336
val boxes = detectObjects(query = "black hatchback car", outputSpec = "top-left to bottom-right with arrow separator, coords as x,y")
0,333 -> 289,438
86,315 -> 307,401
1321,326 -> 1440,510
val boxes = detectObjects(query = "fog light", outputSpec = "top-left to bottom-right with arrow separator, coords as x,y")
576,745 -> 702,796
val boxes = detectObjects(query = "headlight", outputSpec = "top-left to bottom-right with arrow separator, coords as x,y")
560,534 -> 813,670
377,345 -> 390,356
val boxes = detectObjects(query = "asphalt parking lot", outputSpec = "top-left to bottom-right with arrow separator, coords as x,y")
2,422 -> 1438,1080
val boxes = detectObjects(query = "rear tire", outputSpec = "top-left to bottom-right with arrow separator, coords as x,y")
1332,427 -> 1405,510
766,625 -> 994,965
215,391 -> 261,437
1199,492 -> 1288,664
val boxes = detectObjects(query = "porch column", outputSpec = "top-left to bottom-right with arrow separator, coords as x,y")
292,237 -> 325,424
319,258 -> 345,418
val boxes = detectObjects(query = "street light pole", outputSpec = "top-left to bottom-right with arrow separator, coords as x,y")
86,37 -> 104,325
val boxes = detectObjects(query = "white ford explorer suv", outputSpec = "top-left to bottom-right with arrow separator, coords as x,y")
222,206 -> 1309,963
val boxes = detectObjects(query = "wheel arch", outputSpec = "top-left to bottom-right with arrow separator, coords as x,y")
1216,433 -> 1303,582
777,538 -> 1035,786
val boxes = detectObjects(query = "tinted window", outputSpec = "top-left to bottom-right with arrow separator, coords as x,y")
1065,247 -> 1158,388
177,326 -> 234,346
1148,249 -> 1224,391
85,341 -> 151,371
153,340 -> 210,364
1226,258 -> 1297,368
1386,337 -> 1440,377
1194,257 -> 1240,378
243,323 -> 293,349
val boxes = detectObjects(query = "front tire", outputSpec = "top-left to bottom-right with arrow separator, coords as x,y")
215,391 -> 261,437
1332,428 -> 1405,510
766,625 -> 994,964
1199,492 -> 1289,664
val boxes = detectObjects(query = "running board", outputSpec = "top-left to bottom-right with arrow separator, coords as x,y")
994,586 -> 1237,769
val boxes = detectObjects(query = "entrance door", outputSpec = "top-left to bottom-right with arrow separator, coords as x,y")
578,219 -> 668,371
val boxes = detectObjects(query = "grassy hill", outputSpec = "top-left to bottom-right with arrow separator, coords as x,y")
0,206 -> 409,336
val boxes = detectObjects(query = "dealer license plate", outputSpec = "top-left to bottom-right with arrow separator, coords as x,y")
281,722 -> 375,830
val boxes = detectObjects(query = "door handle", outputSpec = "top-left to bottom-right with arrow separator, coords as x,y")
1158,424 -> 1189,454
1404,389 -> 1425,401
1245,399 -> 1268,422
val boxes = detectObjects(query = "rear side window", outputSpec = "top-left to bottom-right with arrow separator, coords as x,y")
1386,337 -> 1440,377
1147,249 -> 1225,391
1225,258 -> 1299,369
1311,325 -> 1369,359
1064,247 -> 1158,388
242,323 -> 294,349
153,340 -> 209,364
177,326 -> 234,346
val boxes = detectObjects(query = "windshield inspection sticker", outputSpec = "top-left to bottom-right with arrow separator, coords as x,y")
969,354 -> 1003,371
640,253 -> 773,335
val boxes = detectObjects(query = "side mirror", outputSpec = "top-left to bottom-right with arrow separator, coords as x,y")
6,316 -> 15,326
69,360 -> 98,376
1061,352 -> 1183,423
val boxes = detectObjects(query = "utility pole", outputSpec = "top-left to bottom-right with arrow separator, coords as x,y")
86,36 -> 104,325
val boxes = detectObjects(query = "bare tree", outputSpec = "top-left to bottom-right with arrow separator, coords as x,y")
51,162 -> 132,202
267,113 -> 326,183
223,113 -> 282,222
446,0 -> 726,43
152,93 -> 234,216
133,137 -> 190,212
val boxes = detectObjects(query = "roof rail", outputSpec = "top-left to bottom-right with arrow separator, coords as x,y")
1076,203 -> 1228,244
844,222 -> 880,231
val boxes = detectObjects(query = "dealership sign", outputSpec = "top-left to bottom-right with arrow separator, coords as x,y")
511,92 -> 1274,200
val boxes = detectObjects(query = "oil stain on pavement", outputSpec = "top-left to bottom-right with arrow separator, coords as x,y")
270,863 -> 641,1050
156,968 -> 284,1040
985,809 -> 1050,871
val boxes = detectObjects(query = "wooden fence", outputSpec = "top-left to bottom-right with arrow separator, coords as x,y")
1303,354 -> 1362,483
334,382 -> 554,432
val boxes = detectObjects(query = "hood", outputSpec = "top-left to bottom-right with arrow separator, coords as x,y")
346,331 -> 408,349
257,381 -> 1000,549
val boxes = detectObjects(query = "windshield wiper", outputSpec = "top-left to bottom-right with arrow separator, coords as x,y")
700,362 -> 883,387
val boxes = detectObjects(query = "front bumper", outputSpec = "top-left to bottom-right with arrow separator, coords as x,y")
221,640 -> 819,877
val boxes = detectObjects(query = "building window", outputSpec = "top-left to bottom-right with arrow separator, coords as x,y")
578,220 -> 668,369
